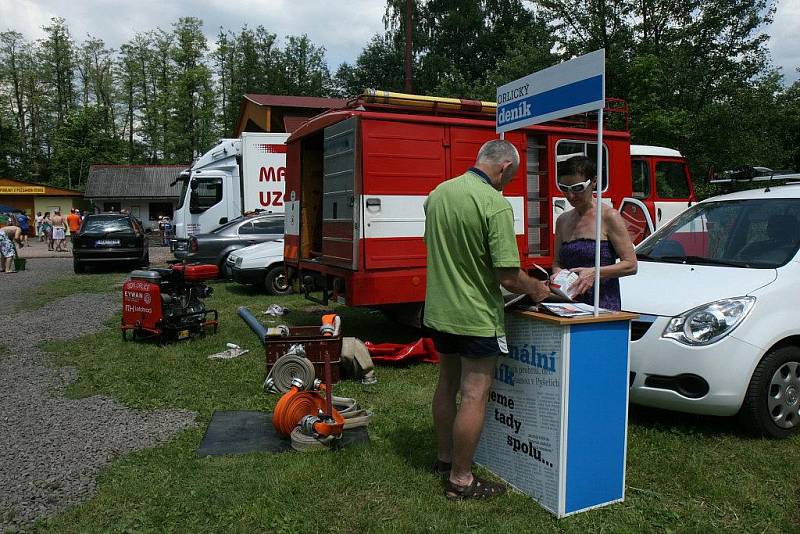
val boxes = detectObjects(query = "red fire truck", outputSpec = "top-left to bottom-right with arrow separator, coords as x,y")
283,90 -> 694,311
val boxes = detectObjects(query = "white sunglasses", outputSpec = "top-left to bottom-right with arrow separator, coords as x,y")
557,179 -> 592,193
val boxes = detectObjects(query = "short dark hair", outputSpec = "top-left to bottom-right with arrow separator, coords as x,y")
562,155 -> 596,180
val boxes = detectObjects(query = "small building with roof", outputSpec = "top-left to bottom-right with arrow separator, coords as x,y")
0,177 -> 86,231
235,94 -> 345,135
85,165 -> 187,230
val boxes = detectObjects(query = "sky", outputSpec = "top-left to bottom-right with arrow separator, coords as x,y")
1,0 -> 799,83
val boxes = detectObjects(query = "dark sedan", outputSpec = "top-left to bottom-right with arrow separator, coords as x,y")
173,214 -> 284,276
73,213 -> 149,273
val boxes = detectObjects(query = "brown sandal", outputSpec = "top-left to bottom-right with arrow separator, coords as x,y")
445,476 -> 506,500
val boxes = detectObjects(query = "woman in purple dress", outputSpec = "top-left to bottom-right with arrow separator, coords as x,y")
552,156 -> 637,310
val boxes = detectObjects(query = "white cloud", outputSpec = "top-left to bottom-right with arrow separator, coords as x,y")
768,0 -> 800,83
2,1 -> 797,83
0,0 -> 387,70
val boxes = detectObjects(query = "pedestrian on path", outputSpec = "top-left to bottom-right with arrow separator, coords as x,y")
16,210 -> 30,245
424,139 -> 550,500
51,210 -> 67,252
35,212 -> 44,241
67,209 -> 82,249
42,212 -> 53,250
0,228 -> 17,272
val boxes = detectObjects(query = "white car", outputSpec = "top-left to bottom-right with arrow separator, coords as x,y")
226,239 -> 292,295
621,184 -> 800,438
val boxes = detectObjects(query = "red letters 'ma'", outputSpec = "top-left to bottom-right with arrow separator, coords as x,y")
259,166 -> 286,182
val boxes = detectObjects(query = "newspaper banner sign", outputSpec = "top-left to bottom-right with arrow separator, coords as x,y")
496,49 -> 605,134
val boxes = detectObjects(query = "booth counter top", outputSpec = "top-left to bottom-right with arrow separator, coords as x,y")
513,309 -> 638,326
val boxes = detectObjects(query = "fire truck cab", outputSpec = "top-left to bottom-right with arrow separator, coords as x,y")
284,91 -> 692,310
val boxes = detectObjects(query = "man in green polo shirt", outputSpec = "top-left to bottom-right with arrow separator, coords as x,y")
424,139 -> 549,500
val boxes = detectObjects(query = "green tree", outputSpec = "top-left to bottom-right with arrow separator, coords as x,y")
166,17 -> 215,162
334,34 -> 407,97
278,34 -> 332,96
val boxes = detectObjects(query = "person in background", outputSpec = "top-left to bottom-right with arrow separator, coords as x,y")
424,139 -> 550,500
16,210 -> 29,245
42,212 -> 53,250
35,211 -> 44,240
162,216 -> 172,246
551,156 -> 637,310
50,210 -> 67,252
66,208 -> 82,249
0,228 -> 16,273
157,216 -> 165,246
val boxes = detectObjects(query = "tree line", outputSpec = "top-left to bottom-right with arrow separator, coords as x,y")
1,2 -> 798,194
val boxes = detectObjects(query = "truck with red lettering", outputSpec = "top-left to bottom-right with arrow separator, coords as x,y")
172,132 -> 289,239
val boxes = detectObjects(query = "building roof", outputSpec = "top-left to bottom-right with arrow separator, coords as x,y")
0,177 -> 84,196
235,94 -> 346,136
85,165 -> 188,199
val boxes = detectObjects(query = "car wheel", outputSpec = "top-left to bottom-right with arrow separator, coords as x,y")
220,255 -> 232,278
265,265 -> 292,295
73,260 -> 85,274
739,345 -> 800,438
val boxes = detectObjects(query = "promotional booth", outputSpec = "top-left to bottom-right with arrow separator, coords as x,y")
477,49 -> 636,517
475,309 -> 636,517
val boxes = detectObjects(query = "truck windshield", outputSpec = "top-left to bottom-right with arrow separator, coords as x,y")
637,199 -> 800,268
176,177 -> 190,210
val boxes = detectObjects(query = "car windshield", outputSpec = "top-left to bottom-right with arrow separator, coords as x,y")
81,216 -> 134,234
637,198 -> 800,268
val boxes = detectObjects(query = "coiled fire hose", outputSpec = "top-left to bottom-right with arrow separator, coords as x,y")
263,344 -> 317,393
271,374 -> 374,452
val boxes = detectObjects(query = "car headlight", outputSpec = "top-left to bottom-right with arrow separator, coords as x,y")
662,297 -> 755,346
235,257 -> 243,267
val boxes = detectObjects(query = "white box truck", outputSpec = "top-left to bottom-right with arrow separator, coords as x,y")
172,132 -> 289,239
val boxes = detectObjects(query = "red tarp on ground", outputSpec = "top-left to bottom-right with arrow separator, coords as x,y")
364,337 -> 439,364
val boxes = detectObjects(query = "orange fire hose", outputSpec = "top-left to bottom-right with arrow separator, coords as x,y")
272,380 -> 345,438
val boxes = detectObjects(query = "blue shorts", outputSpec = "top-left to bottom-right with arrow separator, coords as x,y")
428,329 -> 507,358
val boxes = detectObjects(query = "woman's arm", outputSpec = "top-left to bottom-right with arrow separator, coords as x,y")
603,207 -> 637,277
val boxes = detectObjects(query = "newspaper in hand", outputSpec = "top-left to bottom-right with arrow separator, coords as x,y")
550,269 -> 580,301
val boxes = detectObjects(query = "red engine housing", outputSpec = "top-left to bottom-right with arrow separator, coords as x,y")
171,263 -> 219,282
122,278 -> 163,334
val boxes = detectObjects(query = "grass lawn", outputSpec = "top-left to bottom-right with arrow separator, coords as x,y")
34,272 -> 800,532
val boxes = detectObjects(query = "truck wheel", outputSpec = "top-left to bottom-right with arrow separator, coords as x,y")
739,345 -> 800,438
265,265 -> 292,295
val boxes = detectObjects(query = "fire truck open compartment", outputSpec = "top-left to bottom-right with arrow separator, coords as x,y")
299,132 -> 324,261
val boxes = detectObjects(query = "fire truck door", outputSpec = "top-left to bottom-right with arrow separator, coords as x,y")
653,159 -> 694,228
618,197 -> 654,245
321,117 -> 359,269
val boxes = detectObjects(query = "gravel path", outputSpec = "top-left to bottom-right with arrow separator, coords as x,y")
0,258 -> 74,314
0,292 -> 196,531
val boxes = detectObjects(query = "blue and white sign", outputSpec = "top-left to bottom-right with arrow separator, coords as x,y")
496,49 -> 605,133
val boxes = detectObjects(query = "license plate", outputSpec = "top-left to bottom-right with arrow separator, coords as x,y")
178,329 -> 190,339
96,239 -> 120,247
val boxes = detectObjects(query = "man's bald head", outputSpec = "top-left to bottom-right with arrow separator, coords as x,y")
475,139 -> 520,190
